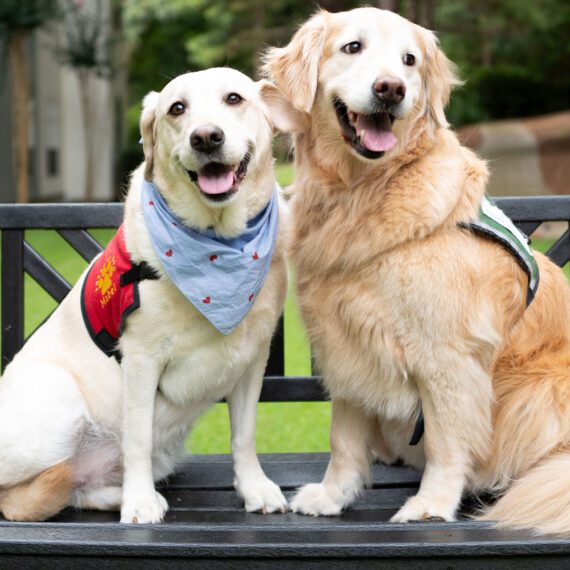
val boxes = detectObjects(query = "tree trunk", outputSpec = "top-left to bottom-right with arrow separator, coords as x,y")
408,0 -> 418,23
253,0 -> 266,79
79,69 -> 95,202
417,0 -> 436,29
424,0 -> 436,29
318,0 -> 347,12
9,29 -> 30,204
377,0 -> 401,12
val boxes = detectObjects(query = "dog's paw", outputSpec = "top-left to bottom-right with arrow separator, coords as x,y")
390,494 -> 456,523
236,476 -> 288,514
120,490 -> 168,524
291,483 -> 343,517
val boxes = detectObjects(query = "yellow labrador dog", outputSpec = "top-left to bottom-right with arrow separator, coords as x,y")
264,8 -> 570,534
0,68 -> 290,523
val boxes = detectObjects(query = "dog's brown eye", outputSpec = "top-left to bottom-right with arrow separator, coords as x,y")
403,53 -> 416,66
226,93 -> 243,106
169,102 -> 185,116
342,41 -> 362,54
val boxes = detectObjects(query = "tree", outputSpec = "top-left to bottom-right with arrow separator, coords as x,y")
0,1 -> 61,203
57,0 -> 112,201
183,0 -> 362,79
124,0 -> 570,143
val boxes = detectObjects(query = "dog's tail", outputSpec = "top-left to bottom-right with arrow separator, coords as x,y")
0,460 -> 74,521
478,450 -> 570,535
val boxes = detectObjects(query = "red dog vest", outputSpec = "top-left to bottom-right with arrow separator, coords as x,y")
81,225 -> 158,359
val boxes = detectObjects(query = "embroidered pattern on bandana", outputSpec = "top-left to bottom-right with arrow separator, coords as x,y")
141,179 -> 279,334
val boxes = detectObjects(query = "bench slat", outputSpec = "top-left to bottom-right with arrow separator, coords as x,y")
496,195 -> 570,221
0,196 -> 567,231
546,228 -> 570,267
259,376 -> 326,401
0,203 -> 123,229
1,230 -> 24,369
58,229 -> 104,262
23,242 -> 72,303
163,455 -> 421,490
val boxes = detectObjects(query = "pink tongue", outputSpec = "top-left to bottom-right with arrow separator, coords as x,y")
355,113 -> 397,152
197,170 -> 236,195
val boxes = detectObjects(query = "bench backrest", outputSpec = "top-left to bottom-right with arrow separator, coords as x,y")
1,196 -> 569,401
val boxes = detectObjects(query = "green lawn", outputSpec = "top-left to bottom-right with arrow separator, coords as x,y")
274,162 -> 295,187
9,174 -> 568,455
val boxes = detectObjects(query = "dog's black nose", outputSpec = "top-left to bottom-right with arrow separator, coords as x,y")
190,124 -> 225,153
372,77 -> 406,105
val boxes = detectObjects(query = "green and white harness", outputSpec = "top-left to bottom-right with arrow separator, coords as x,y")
409,196 -> 540,445
459,196 -> 539,306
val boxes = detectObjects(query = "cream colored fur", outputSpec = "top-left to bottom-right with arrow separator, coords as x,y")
264,7 -> 570,534
0,68 -> 289,523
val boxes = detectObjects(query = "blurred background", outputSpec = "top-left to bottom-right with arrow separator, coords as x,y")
1,0 -> 569,203
0,0 -> 569,453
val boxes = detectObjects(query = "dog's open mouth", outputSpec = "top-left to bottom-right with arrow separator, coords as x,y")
187,154 -> 251,202
333,98 -> 397,159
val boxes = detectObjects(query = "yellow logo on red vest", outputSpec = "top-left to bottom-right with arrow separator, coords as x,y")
95,256 -> 117,308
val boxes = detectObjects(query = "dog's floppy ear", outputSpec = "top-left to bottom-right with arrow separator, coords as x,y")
258,80 -> 305,132
419,29 -> 462,129
262,11 -> 328,114
140,91 -> 160,181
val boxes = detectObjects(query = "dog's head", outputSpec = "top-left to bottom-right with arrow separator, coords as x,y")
140,68 -> 288,233
264,7 -> 460,162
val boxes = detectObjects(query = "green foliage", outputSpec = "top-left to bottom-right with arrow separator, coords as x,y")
127,6 -> 206,104
439,0 -> 570,125
184,0 -> 313,77
475,66 -> 569,120
57,0 -> 112,77
124,0 -> 570,134
0,0 -> 61,34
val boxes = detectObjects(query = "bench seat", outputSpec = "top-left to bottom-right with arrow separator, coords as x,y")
1,453 -> 570,568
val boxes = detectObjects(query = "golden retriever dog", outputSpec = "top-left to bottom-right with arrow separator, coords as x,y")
0,68 -> 291,523
264,7 -> 570,534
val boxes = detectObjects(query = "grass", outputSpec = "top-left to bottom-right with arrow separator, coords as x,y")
274,162 -> 295,187
9,172 -> 568,455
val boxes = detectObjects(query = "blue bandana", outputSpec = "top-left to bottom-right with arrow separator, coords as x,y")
141,180 -> 279,335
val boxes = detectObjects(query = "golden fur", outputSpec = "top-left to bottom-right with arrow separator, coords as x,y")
0,461 -> 74,522
264,7 -> 570,534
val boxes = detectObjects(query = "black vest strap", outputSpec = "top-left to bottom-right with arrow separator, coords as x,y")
120,262 -> 159,287
409,411 -> 424,446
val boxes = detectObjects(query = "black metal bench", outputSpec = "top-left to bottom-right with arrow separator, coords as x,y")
1,197 -> 570,568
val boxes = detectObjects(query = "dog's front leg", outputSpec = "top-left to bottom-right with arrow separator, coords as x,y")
227,354 -> 287,514
291,399 -> 374,516
120,353 -> 168,524
391,356 -> 493,523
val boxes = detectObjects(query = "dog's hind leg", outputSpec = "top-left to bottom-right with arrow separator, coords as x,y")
0,460 -> 74,521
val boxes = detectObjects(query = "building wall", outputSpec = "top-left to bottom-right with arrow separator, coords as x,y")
34,26 -> 64,200
59,0 -> 114,202
458,110 -> 570,197
60,56 -> 114,201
